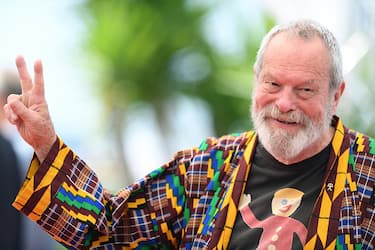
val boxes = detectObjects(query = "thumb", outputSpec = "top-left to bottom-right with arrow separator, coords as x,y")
9,99 -> 31,122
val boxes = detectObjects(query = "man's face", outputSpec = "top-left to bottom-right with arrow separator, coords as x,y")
252,33 -> 336,160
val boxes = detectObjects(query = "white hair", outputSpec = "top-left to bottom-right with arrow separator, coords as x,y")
253,19 -> 343,92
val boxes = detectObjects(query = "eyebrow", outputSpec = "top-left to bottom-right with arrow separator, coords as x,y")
261,72 -> 318,85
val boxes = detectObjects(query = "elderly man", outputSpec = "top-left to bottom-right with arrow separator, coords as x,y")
4,19 -> 375,249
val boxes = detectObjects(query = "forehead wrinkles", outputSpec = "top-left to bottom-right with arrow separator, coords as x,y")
261,35 -> 331,82
261,68 -> 328,84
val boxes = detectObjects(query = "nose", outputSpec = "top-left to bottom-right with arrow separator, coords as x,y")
274,88 -> 296,113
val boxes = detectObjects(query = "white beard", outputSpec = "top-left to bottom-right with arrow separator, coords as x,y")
251,100 -> 333,160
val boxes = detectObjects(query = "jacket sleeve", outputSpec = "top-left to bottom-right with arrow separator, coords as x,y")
13,136 -> 198,249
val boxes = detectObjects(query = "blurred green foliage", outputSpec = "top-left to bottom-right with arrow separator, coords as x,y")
78,0 -> 274,173
339,53 -> 375,138
80,0 -> 274,134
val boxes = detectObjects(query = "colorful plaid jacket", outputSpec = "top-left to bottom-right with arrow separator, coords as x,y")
13,116 -> 375,249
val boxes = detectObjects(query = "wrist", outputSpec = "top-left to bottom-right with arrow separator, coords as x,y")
35,134 -> 57,162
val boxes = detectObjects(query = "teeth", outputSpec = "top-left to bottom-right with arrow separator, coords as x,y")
277,119 -> 296,124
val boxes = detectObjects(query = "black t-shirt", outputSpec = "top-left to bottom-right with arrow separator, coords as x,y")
228,142 -> 330,250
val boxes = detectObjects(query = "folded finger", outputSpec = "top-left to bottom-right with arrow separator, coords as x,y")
7,93 -> 22,103
3,104 -> 20,124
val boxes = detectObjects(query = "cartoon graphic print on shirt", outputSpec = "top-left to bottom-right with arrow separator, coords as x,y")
239,188 -> 307,249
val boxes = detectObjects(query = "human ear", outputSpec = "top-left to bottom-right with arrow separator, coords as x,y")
331,81 -> 345,113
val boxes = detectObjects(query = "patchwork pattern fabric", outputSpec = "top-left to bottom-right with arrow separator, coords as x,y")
13,117 -> 375,249
304,119 -> 375,249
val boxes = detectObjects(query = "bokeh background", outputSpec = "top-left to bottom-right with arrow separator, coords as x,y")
0,0 -> 374,249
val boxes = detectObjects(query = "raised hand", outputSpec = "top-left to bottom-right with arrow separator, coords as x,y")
3,55 -> 56,161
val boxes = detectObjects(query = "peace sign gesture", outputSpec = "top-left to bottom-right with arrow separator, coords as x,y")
3,55 -> 56,161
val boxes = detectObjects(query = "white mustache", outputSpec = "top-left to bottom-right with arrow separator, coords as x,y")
262,105 -> 307,124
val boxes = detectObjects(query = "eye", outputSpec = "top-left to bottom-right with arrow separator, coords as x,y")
301,87 -> 312,92
264,81 -> 281,93
296,87 -> 315,99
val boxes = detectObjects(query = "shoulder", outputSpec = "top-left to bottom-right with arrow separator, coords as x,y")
346,129 -> 375,156
346,129 -> 375,240
170,131 -> 255,167
197,131 -> 255,152
346,129 -> 375,196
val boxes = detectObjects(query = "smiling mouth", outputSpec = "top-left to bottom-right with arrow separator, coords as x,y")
268,116 -> 301,127
278,204 -> 292,213
275,118 -> 298,125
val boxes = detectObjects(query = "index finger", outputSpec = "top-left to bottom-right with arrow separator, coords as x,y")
15,55 -> 33,93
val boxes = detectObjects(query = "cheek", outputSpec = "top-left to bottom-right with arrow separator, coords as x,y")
299,101 -> 326,121
253,93 -> 272,111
